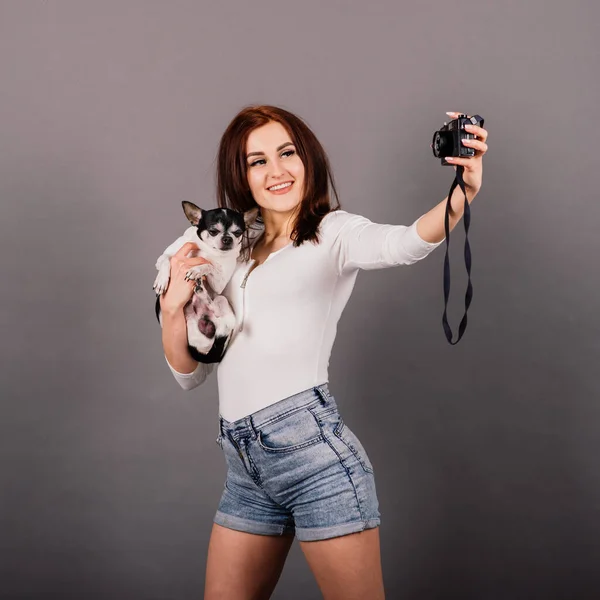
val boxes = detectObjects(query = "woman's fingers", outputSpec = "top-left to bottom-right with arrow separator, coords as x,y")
466,124 -> 488,141
170,242 -> 212,269
186,256 -> 212,266
173,241 -> 198,257
445,112 -> 488,142
462,138 -> 488,154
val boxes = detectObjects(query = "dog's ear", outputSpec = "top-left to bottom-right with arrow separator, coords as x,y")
182,201 -> 203,226
243,206 -> 260,227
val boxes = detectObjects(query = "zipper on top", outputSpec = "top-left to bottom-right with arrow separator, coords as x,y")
238,260 -> 256,332
237,240 -> 292,333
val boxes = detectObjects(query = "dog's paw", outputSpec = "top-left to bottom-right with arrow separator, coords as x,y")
185,263 -> 212,282
153,272 -> 170,295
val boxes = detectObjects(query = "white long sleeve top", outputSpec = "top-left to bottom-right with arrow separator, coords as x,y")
164,209 -> 443,422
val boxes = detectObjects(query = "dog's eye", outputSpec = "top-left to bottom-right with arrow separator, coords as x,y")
232,231 -> 242,237
209,230 -> 219,236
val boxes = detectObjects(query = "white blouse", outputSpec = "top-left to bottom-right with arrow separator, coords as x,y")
165,209 -> 443,422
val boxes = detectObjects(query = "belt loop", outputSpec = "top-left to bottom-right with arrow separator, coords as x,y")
314,384 -> 329,405
248,415 -> 259,440
218,416 -> 224,437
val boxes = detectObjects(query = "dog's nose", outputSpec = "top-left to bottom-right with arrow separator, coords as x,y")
222,237 -> 232,246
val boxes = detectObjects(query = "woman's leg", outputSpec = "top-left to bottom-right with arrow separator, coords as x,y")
299,526 -> 385,600
204,523 -> 294,600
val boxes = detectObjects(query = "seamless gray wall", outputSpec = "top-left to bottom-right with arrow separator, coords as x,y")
1,1 -> 598,599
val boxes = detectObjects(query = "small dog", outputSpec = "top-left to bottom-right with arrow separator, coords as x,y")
154,201 -> 258,363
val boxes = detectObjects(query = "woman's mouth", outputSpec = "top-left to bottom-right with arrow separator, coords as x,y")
267,181 -> 294,195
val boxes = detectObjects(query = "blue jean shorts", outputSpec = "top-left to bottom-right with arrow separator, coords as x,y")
213,383 -> 380,542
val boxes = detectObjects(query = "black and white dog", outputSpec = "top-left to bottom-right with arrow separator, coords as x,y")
153,201 -> 258,364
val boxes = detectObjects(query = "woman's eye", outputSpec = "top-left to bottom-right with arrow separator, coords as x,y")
249,150 -> 295,167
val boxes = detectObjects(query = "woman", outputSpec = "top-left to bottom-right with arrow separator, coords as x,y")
159,106 -> 488,600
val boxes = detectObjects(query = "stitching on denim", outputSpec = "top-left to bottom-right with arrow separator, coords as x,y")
215,510 -> 291,536
317,424 -> 365,522
334,420 -> 374,474
308,405 -> 337,420
314,384 -> 330,403
244,447 -> 263,486
257,431 -> 324,454
257,398 -> 322,429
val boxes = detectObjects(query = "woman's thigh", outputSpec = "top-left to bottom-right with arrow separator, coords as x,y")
299,526 -> 385,600
204,523 -> 294,600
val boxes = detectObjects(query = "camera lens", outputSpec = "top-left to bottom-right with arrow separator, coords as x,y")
432,130 -> 452,158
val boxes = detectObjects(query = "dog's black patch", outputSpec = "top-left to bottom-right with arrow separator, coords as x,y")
154,295 -> 161,323
188,334 -> 229,364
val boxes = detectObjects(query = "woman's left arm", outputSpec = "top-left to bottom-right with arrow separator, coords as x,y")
417,112 -> 489,244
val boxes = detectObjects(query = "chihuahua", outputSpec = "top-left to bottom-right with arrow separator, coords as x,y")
153,201 -> 259,363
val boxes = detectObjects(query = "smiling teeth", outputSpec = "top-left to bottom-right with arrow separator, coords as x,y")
269,182 -> 292,191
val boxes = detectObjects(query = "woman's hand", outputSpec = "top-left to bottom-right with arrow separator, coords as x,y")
443,111 -> 489,196
159,242 -> 212,314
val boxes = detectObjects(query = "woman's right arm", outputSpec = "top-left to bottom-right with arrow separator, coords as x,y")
159,242 -> 214,390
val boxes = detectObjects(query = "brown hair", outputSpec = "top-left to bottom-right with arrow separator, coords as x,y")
216,105 -> 341,260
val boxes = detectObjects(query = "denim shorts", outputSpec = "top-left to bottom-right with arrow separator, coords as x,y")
213,383 -> 380,542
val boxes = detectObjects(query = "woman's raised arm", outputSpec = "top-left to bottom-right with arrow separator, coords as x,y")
159,242 -> 214,390
324,210 -> 444,275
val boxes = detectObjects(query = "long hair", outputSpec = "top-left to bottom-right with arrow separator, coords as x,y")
216,105 -> 341,261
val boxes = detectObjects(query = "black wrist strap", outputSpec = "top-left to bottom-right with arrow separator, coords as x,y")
442,164 -> 472,345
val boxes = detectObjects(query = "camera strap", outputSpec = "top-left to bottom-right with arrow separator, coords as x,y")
442,164 -> 472,345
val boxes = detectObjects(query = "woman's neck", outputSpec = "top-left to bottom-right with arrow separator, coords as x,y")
258,208 -> 298,245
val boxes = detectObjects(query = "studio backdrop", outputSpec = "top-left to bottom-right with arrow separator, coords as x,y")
1,1 -> 598,599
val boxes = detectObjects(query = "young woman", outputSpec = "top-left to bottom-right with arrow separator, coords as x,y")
159,106 -> 488,600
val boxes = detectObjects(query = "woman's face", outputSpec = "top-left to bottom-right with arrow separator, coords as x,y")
245,121 -> 305,218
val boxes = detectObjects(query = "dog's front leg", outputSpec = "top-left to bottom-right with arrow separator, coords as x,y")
153,255 -> 172,295
153,230 -> 196,295
205,262 -> 228,294
184,262 -> 214,283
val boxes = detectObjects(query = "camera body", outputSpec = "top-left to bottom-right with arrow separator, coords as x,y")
432,114 -> 484,166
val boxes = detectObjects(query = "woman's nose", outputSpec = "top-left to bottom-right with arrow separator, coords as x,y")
268,157 -> 284,177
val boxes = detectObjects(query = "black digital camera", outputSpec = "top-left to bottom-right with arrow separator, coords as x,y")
431,114 -> 484,166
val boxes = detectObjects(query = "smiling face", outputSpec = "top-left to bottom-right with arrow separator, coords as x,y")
245,121 -> 305,219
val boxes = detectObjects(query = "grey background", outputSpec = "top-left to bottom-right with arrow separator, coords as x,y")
1,1 -> 598,598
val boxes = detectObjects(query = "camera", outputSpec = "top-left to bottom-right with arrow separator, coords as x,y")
431,114 -> 484,165
430,112 -> 485,345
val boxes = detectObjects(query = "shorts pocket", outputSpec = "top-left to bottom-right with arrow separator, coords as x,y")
333,419 -> 375,475
257,406 -> 324,454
